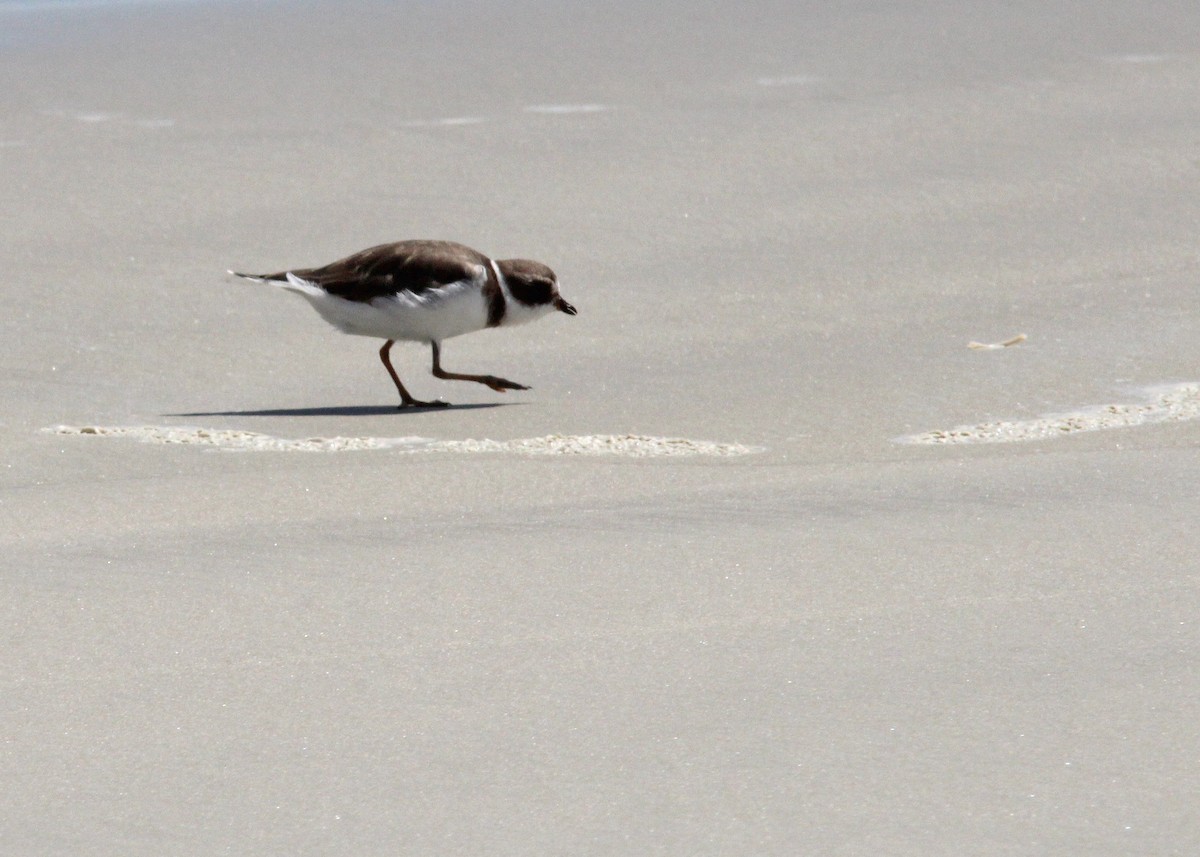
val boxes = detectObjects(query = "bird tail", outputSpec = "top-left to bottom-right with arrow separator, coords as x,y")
228,270 -> 276,283
228,270 -> 322,298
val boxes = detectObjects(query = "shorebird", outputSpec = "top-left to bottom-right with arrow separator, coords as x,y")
231,239 -> 576,408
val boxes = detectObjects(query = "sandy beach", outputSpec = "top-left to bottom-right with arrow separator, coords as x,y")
3,0 -> 1199,853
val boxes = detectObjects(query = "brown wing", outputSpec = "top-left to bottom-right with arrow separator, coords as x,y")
274,240 -> 489,303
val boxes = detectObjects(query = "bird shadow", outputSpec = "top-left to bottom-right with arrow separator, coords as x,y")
168,403 -> 510,418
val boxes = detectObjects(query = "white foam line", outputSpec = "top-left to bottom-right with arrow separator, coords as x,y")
899,383 -> 1200,445
523,104 -> 610,115
48,425 -> 430,452
1106,53 -> 1172,64
3,0 -> 193,9
436,435 -> 760,457
76,112 -> 120,123
47,426 -> 763,457
756,75 -> 820,87
399,116 -> 486,128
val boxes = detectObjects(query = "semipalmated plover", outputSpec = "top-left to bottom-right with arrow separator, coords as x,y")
231,239 -> 576,408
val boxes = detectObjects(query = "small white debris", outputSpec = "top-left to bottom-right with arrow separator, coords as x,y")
967,333 -> 1027,350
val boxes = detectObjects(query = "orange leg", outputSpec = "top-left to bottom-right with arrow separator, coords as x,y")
379,340 -> 448,408
430,341 -> 529,392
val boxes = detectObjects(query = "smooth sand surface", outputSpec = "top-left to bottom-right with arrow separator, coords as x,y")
3,1 -> 1200,853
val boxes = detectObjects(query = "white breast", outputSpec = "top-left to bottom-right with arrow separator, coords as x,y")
281,273 -> 490,342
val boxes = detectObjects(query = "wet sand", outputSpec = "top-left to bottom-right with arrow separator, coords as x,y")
2,1 -> 1199,853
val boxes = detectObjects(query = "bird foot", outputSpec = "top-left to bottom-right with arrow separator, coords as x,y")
483,377 -> 530,392
398,399 -> 450,409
